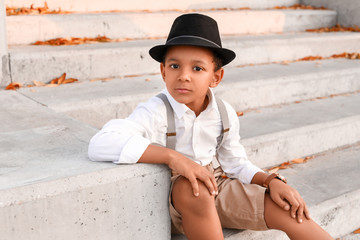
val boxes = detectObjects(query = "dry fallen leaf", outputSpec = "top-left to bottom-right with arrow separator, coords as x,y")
49,73 -> 78,85
264,155 -> 314,172
298,56 -> 324,61
51,73 -> 66,84
291,158 -> 306,164
272,4 -> 328,10
5,82 -> 22,90
6,2 -> 70,16
33,35 -> 113,46
33,80 -> 46,87
354,228 -> 360,234
307,24 -> 360,33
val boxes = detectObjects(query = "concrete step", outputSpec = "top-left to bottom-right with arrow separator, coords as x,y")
4,0 -> 299,12
8,31 -> 360,84
3,87 -> 360,240
340,233 -> 360,240
240,92 -> 360,168
2,75 -> 359,240
17,58 -> 360,129
0,90 -> 171,240
16,61 -> 360,167
6,9 -> 337,45
173,142 -> 360,239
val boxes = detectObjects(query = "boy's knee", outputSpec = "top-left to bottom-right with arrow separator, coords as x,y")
172,177 -> 215,215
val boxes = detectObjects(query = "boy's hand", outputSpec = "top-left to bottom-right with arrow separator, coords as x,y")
268,180 -> 311,223
138,144 -> 218,197
168,152 -> 218,197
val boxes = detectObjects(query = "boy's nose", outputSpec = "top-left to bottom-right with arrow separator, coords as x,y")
178,69 -> 191,82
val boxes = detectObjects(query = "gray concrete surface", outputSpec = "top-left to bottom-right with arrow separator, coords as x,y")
241,93 -> 360,168
6,10 -> 336,45
15,62 -> 360,168
173,143 -> 360,239
302,0 -> 360,27
8,32 -> 360,84
0,91 -> 171,240
17,59 -> 360,129
4,0 -> 299,12
0,1 -> 9,87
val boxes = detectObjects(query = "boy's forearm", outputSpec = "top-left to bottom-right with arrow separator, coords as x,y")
138,144 -> 175,166
251,171 -> 268,186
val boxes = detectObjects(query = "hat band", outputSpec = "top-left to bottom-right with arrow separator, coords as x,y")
166,35 -> 221,48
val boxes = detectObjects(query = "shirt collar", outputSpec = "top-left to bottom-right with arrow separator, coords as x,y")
162,88 -> 218,119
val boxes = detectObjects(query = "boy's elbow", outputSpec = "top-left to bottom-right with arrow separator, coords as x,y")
88,139 -> 105,162
88,145 -> 100,162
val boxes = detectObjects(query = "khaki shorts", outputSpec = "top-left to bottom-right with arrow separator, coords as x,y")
169,164 -> 268,234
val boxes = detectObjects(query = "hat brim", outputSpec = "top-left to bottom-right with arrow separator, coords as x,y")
149,37 -> 236,66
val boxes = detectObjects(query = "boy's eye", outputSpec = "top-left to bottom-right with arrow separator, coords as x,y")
170,64 -> 179,69
193,66 -> 203,71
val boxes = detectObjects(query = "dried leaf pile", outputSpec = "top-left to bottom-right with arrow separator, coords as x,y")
32,35 -> 165,46
5,82 -> 23,90
33,35 -> 113,46
298,52 -> 360,62
6,2 -> 70,16
272,4 -> 328,10
4,73 -> 78,90
307,24 -> 360,33
265,156 -> 314,174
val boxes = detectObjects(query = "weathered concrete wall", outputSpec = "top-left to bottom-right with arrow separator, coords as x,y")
301,0 -> 360,27
0,1 -> 9,87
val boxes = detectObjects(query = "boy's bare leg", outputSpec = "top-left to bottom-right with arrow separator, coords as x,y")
264,194 -> 334,240
172,176 -> 224,240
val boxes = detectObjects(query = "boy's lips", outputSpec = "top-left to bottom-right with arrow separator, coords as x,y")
175,88 -> 191,93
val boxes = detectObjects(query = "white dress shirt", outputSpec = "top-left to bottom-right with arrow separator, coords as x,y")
88,88 -> 263,184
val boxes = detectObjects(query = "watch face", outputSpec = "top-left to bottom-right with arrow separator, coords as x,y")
276,174 -> 287,184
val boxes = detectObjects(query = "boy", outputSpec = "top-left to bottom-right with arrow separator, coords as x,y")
88,13 -> 333,239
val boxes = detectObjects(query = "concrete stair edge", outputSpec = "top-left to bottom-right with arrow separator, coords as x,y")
4,0 -> 300,12
14,58 -> 360,127
6,9 -> 337,45
8,32 -> 360,84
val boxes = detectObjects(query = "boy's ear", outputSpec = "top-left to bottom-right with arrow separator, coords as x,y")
160,63 -> 166,81
210,68 -> 224,88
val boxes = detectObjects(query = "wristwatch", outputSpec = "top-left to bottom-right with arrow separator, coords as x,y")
263,173 -> 287,189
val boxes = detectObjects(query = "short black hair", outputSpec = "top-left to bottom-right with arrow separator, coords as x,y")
161,47 -> 223,72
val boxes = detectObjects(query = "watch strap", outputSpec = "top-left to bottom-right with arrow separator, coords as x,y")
263,173 -> 287,189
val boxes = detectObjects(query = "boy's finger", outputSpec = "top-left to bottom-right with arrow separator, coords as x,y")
304,204 -> 311,220
209,175 -> 218,194
203,177 -> 216,195
297,204 -> 304,223
189,177 -> 200,197
271,194 -> 290,211
290,200 -> 300,219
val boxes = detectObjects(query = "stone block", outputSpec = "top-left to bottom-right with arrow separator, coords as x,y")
0,91 -> 171,240
301,0 -> 360,27
0,1 -> 9,87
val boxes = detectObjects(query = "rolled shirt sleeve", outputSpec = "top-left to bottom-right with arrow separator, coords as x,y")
217,102 -> 263,184
88,97 -> 167,164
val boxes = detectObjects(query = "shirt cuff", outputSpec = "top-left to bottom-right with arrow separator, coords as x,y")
116,135 -> 150,164
244,165 -> 264,184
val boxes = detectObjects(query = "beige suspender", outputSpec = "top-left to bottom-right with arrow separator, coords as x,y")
156,93 -> 230,155
156,93 -> 177,150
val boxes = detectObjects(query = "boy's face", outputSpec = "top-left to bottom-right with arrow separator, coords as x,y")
160,45 -> 224,114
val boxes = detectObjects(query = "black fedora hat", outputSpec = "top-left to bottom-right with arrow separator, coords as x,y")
149,13 -> 236,66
